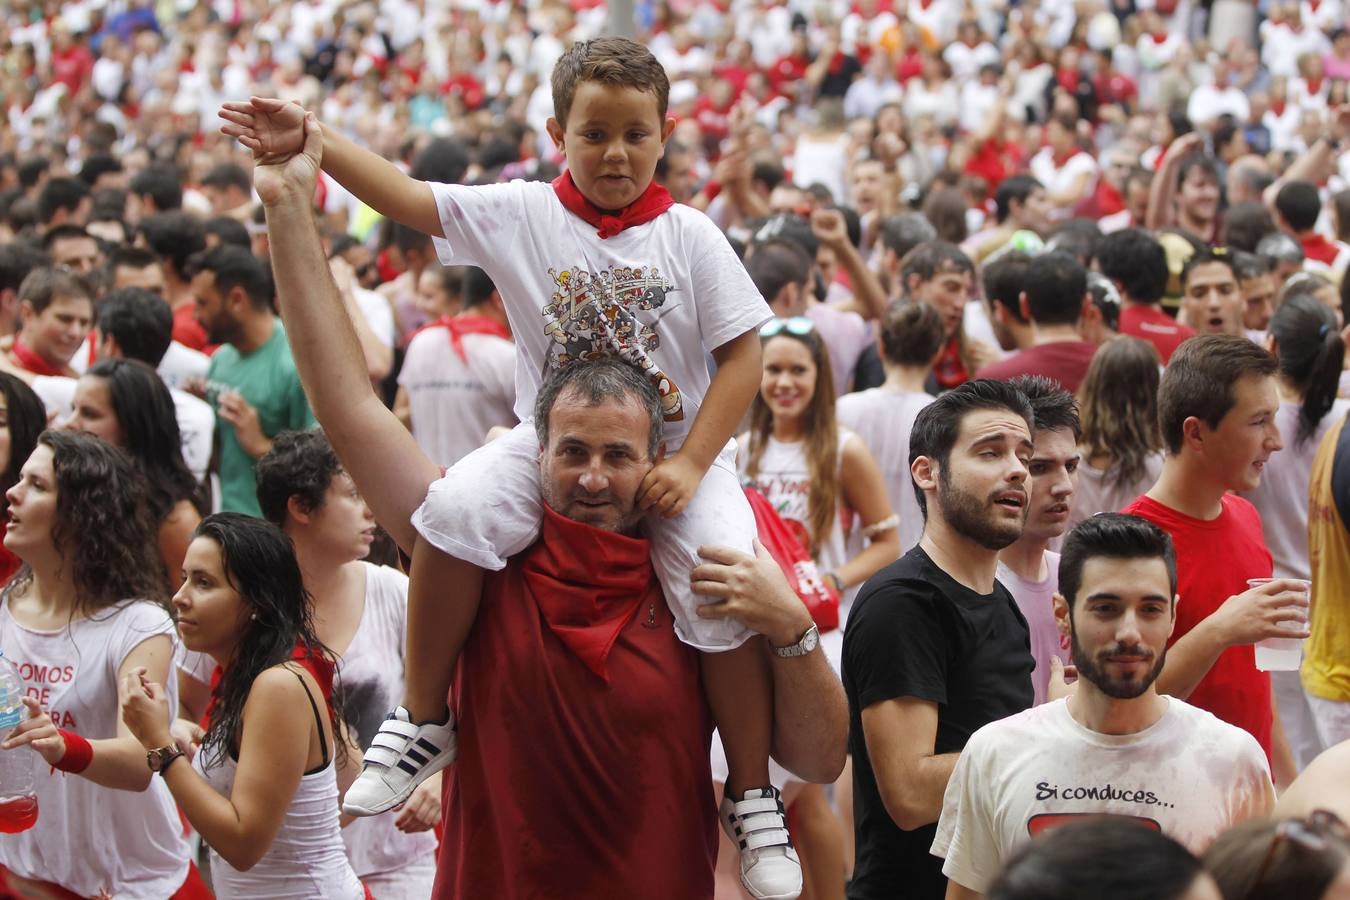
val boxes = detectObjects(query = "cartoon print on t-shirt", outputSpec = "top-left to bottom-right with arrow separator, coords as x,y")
543,264 -> 685,421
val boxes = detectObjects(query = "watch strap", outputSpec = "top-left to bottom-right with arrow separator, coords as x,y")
772,623 -> 820,658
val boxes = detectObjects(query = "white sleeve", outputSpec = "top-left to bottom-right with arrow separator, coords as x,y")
684,211 -> 774,351
428,180 -> 530,267
933,737 -> 1002,894
484,339 -> 518,411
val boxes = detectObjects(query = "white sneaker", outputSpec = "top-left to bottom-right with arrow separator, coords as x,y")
719,785 -> 802,900
342,706 -> 456,817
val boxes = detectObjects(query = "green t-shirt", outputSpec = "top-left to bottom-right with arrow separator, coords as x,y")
207,319 -> 315,516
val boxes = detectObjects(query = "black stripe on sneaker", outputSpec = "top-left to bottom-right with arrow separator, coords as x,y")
405,747 -> 428,765
416,738 -> 440,754
396,759 -> 420,776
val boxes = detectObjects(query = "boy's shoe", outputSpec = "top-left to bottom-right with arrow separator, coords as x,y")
719,785 -> 803,900
341,706 -> 457,817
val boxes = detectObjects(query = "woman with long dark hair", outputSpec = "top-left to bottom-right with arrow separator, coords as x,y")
63,357 -> 201,585
0,431 -> 204,898
1244,293 -> 1349,771
122,512 -> 363,898
1069,335 -> 1166,531
0,373 -> 48,586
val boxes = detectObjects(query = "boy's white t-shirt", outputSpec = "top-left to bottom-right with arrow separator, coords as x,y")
428,180 -> 772,448
932,697 -> 1274,894
0,597 -> 189,899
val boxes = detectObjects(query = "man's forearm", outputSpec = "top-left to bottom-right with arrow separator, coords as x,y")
768,644 -> 848,784
894,753 -> 960,830
1155,616 -> 1227,700
264,191 -> 438,551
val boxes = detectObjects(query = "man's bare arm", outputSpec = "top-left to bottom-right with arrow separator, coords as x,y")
861,697 -> 959,830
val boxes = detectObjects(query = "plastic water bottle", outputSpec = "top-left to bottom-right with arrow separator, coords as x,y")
0,651 -> 38,833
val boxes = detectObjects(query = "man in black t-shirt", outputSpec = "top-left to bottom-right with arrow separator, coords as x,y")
843,379 -> 1037,899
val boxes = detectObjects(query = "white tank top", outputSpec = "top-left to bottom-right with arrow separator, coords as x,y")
0,596 -> 190,899
194,669 -> 364,900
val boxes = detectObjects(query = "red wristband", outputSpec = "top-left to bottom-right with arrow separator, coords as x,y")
53,729 -> 93,773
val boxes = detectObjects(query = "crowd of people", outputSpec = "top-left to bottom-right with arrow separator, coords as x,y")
0,0 -> 1349,898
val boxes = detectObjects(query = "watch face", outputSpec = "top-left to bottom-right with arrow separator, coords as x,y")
803,626 -> 820,652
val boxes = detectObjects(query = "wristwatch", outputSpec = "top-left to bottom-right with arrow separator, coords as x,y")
146,744 -> 184,776
772,623 -> 820,658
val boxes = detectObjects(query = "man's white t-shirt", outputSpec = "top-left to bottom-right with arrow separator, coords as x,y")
172,386 -> 215,484
428,181 -> 771,448
932,697 -> 1274,893
158,340 -> 210,390
397,325 -> 517,467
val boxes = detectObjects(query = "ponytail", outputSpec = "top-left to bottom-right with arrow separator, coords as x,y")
1269,293 -> 1346,447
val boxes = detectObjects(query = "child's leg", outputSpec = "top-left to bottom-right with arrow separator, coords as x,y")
345,423 -> 543,817
702,642 -> 772,797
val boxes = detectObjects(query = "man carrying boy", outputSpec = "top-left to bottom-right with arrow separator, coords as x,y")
1122,334 -> 1307,787
224,38 -> 799,898
933,514 -> 1275,898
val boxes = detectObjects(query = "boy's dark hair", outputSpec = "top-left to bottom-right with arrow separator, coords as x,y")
40,223 -> 92,252
1009,374 -> 1081,439
879,301 -> 945,368
0,243 -> 49,293
900,241 -> 974,286
994,175 -> 1043,225
18,266 -> 94,314
187,244 -> 273,310
78,153 -> 122,186
1097,229 -> 1168,304
982,250 -> 1032,323
746,240 -> 811,305
205,216 -> 251,249
1180,246 -> 1238,290
36,177 -> 90,225
1024,251 -> 1087,326
1222,201 -> 1277,252
879,212 -> 937,259
129,163 -> 183,211
909,379 -> 1034,516
200,163 -> 252,195
97,287 -> 174,366
1058,513 -> 1177,612
1158,334 -> 1278,454
139,211 -> 206,280
1274,180 -> 1322,233
461,266 -> 497,309
17,156 -> 48,190
255,429 -> 343,526
551,37 -> 670,129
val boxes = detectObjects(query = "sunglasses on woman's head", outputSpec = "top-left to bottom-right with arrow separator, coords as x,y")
760,316 -> 815,338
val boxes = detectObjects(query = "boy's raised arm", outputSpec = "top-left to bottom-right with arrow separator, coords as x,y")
221,97 -> 444,239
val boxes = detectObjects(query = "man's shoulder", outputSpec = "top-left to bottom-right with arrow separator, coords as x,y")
851,552 -> 948,617
964,699 -> 1066,755
1165,698 -> 1269,765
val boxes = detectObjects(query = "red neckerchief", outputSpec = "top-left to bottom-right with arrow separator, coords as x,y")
10,338 -> 65,377
521,504 -> 651,682
933,335 -> 968,390
1306,76 -> 1324,95
1052,146 -> 1082,167
200,642 -> 335,730
422,314 -> 513,363
551,170 -> 674,239
1271,100 -> 1287,116
1151,32 -> 1169,44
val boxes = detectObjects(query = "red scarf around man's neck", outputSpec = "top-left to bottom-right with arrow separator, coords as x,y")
10,338 -> 65,378
552,170 -> 674,239
426,314 -> 512,364
520,504 -> 654,681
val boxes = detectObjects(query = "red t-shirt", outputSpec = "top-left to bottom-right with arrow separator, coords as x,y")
1119,304 -> 1195,364
973,340 -> 1099,394
1121,494 -> 1274,760
434,506 -> 717,900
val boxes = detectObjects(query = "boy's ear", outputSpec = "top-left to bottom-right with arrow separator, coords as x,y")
545,117 -> 567,153
661,116 -> 677,144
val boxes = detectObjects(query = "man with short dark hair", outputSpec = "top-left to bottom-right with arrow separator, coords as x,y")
35,176 -> 91,230
900,241 -> 999,391
981,251 -> 1034,353
138,211 -> 210,352
1099,228 -> 1194,363
933,514 -> 1274,899
8,267 -> 93,377
0,244 -> 49,339
1180,248 -> 1245,336
1123,334 -> 1306,786
41,224 -> 102,275
1233,250 -> 1278,336
1274,179 -> 1350,272
200,162 -> 254,219
844,379 -> 1036,899
127,163 -> 183,224
963,175 -> 1052,264
973,252 -> 1099,392
995,377 -> 1080,705
191,244 -> 314,515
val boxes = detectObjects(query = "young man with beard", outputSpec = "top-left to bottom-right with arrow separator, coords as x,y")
995,377 -> 1080,706
843,379 -> 1036,899
1122,335 -> 1307,786
932,515 -> 1274,900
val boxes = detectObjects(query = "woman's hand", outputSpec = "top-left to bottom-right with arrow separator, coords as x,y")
120,667 -> 173,750
394,771 -> 443,832
0,697 -> 68,765
170,718 -> 206,761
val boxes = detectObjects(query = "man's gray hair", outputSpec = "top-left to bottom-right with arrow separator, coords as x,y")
533,358 -> 663,458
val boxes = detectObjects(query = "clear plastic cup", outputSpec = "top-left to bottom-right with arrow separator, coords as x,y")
1247,578 -> 1311,672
